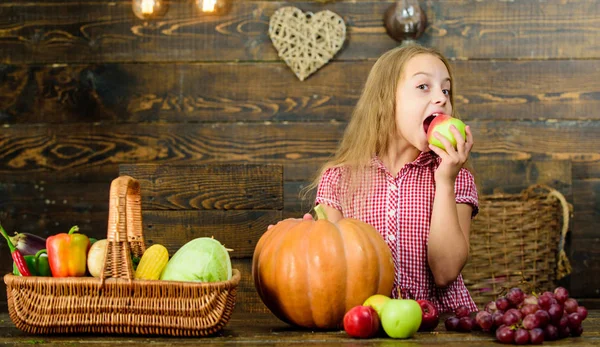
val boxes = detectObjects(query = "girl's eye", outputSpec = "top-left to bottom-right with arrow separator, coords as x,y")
417,84 -> 429,90
443,89 -> 451,95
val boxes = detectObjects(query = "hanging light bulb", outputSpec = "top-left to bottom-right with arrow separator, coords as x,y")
196,0 -> 229,15
132,0 -> 169,20
142,0 -> 153,13
199,0 -> 216,12
384,0 -> 427,43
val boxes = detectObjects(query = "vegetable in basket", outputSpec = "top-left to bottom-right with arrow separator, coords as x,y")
160,237 -> 232,282
135,244 -> 169,280
1,222 -> 31,276
13,249 -> 51,277
7,231 -> 47,256
87,239 -> 107,278
46,225 -> 90,277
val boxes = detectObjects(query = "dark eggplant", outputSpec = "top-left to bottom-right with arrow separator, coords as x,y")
9,232 -> 47,256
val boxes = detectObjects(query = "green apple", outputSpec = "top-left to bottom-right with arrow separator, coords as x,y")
363,294 -> 392,318
380,299 -> 422,339
426,113 -> 467,150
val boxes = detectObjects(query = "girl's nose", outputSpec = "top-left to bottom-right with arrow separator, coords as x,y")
432,89 -> 447,105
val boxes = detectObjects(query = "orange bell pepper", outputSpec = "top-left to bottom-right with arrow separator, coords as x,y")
46,225 -> 90,277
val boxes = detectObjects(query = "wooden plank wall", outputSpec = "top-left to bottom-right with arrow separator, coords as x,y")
0,0 -> 599,312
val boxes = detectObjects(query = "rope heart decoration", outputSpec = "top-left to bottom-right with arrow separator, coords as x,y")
268,7 -> 346,81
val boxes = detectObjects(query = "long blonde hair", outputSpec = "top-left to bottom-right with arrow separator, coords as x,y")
302,43 -> 466,213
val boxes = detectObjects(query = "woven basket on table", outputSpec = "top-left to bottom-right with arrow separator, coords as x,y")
4,175 -> 241,336
462,184 -> 572,308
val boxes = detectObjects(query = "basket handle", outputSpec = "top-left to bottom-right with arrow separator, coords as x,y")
525,184 -> 573,279
100,175 -> 147,283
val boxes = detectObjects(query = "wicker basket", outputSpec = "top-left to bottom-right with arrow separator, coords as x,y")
4,175 -> 241,336
463,184 -> 572,308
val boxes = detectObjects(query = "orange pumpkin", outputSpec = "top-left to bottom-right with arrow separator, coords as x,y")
252,206 -> 395,329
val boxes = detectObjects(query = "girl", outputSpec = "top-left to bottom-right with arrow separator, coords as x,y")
307,43 -> 478,313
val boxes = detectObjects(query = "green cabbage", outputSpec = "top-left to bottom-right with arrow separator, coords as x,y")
160,237 -> 232,282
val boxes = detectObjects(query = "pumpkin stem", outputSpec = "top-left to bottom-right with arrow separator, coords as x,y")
314,204 -> 328,221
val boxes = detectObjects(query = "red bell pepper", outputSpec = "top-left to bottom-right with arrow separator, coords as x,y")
46,225 -> 90,277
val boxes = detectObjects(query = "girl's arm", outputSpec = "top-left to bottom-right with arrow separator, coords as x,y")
427,182 -> 472,287
427,125 -> 475,288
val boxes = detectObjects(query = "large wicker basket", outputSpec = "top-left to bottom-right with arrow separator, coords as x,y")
463,184 -> 572,308
4,175 -> 241,336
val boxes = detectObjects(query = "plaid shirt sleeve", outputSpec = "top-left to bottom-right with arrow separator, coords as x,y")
454,168 -> 479,218
315,167 -> 343,211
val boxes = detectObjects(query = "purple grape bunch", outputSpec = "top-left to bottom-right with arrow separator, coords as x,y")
444,286 -> 588,344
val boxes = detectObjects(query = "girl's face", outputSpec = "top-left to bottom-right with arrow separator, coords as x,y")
394,53 -> 452,152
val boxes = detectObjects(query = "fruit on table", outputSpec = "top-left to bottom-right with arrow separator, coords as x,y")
343,305 -> 380,339
457,316 -> 475,332
495,325 -> 515,344
252,205 -> 394,329
87,239 -> 107,278
380,298 -> 422,338
426,113 -> 467,150
363,294 -> 392,318
160,237 -> 232,282
445,316 -> 460,331
444,286 -> 589,344
135,244 -> 169,280
475,311 -> 493,332
46,225 -> 90,277
505,287 -> 525,307
417,299 -> 439,331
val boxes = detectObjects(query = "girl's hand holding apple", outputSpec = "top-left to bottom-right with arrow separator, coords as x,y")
426,114 -> 467,151
426,114 -> 473,184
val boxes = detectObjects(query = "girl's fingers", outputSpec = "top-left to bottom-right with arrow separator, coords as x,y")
269,214 -> 311,230
434,132 -> 458,159
465,125 -> 473,143
464,125 -> 474,153
429,142 -> 453,162
303,213 -> 314,220
428,143 -> 445,158
451,125 -> 466,152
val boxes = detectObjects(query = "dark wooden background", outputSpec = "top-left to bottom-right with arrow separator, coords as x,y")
0,0 -> 599,313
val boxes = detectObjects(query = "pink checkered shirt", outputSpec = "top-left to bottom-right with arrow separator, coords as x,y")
315,151 -> 479,313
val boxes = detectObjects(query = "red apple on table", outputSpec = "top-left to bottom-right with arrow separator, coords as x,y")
417,299 -> 439,331
343,305 -> 380,339
426,113 -> 467,150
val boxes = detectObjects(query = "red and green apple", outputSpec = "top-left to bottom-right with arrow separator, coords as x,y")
426,113 -> 467,150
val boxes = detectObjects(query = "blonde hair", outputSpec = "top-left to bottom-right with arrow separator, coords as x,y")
302,43 -> 468,213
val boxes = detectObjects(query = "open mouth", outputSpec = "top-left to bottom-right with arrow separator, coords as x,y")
423,114 -> 438,134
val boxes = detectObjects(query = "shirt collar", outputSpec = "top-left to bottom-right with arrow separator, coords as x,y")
373,151 -> 437,171
412,151 -> 438,166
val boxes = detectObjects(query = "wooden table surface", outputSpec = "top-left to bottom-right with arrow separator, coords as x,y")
0,310 -> 598,346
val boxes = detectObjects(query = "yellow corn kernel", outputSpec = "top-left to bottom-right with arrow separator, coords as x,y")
134,244 -> 169,280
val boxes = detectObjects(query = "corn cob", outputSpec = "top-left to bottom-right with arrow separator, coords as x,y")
134,244 -> 169,280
